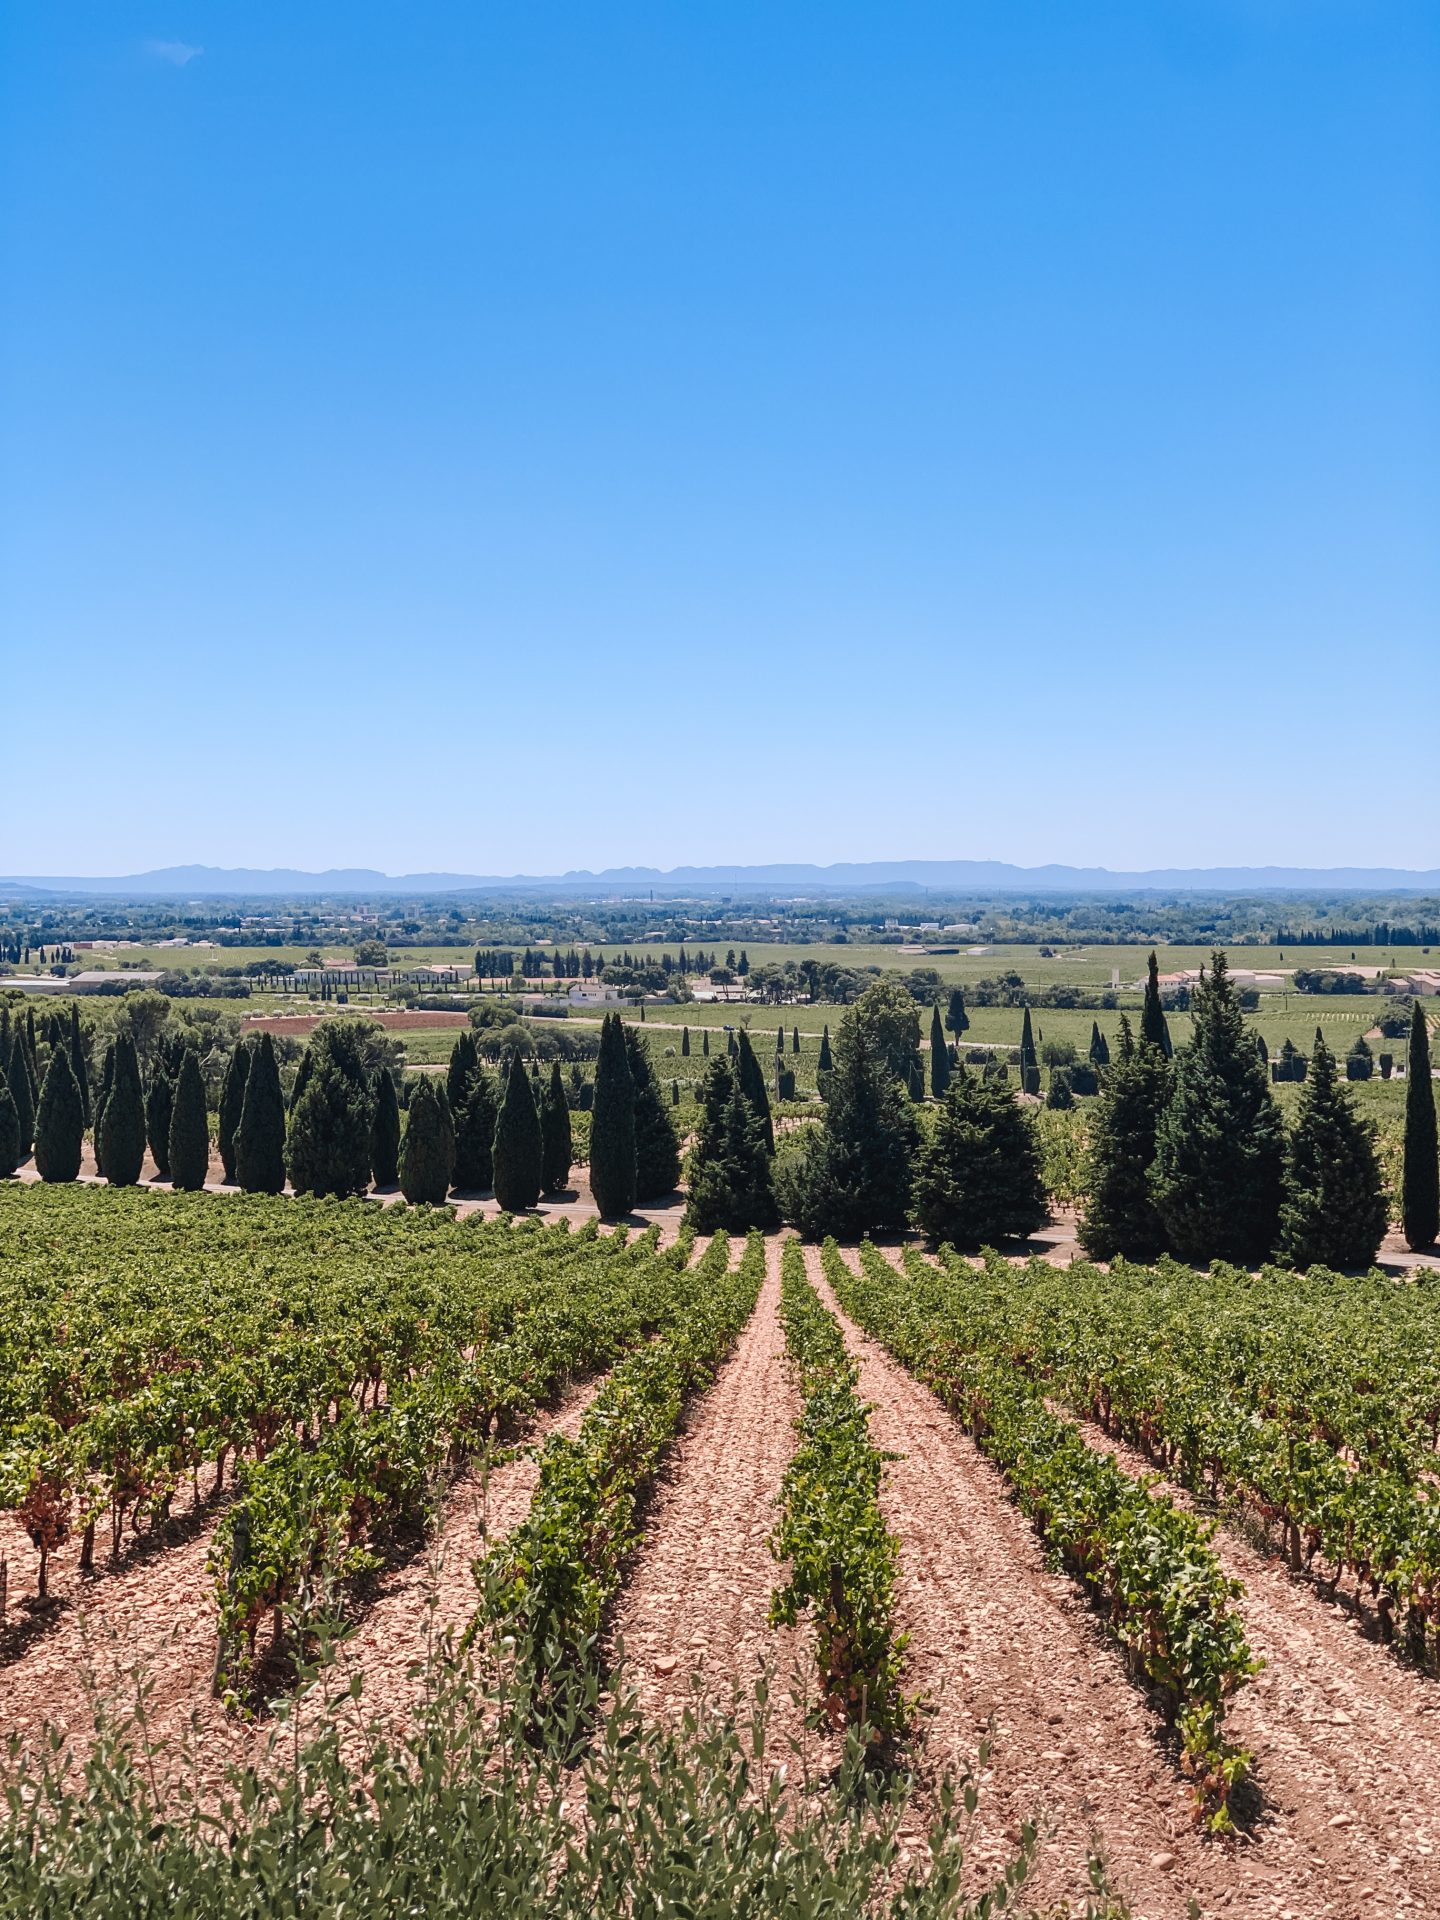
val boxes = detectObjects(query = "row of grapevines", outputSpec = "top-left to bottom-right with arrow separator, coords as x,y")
475,1232 -> 765,1670
828,1242 -> 1257,1829
769,1242 -> 907,1743
949,1247 -> 1440,1659
209,1224 -> 699,1676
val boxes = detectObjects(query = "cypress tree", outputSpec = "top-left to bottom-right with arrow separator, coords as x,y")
68,1002 -> 90,1124
541,1060 -> 573,1193
623,1024 -> 682,1198
681,1026 -> 691,1058
792,1024 -> 800,1054
702,1028 -> 710,1057
1279,1033 -> 1388,1271
1402,1001 -> 1439,1251
0,1071 -> 20,1178
1018,1008 -> 1040,1097
446,1031 -> 478,1114
1078,1017 -> 1169,1261
218,1043 -> 251,1183
288,1045 -> 313,1114
93,1041 -> 115,1175
145,1064 -> 175,1180
818,1024 -> 833,1073
945,988 -> 969,1041
1088,1021 -> 1110,1069
776,1025 -> 784,1056
452,1068 -> 499,1192
235,1031 -> 287,1195
168,1050 -> 210,1191
493,1051 -> 544,1212
912,1071 -> 1048,1248
99,1033 -> 147,1187
734,1028 -> 774,1154
370,1068 -> 401,1187
589,1012 -> 637,1218
776,1006 -> 919,1240
1151,953 -> 1285,1266
398,1077 -> 455,1205
727,1028 -> 737,1058
34,1043 -> 84,1183
684,1056 -> 778,1233
286,1021 -> 375,1198
1141,951 -> 1172,1058
929,1004 -> 951,1097
7,1030 -> 35,1160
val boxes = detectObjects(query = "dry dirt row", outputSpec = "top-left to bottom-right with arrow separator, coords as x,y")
846,1243 -> 1440,1918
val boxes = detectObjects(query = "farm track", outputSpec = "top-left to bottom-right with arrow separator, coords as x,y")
605,1238 -> 811,1740
860,1243 -> 1440,1917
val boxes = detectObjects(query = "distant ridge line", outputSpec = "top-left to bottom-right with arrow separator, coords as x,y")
3,861 -> 1440,898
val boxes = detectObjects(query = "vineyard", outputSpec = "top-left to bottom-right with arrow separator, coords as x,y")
2,1184 -> 1440,1915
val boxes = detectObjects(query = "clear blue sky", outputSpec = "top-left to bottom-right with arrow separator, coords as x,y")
3,2 -> 1436,877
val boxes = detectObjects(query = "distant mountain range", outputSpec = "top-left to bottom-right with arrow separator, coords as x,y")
3,861 -> 1440,898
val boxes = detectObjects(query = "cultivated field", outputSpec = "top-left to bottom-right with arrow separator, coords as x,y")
3,1183 -> 1439,1914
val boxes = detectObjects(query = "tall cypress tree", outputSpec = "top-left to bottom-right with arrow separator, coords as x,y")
285,1021 -> 375,1198
1141,951 -> 1173,1058
0,1070 -> 21,1178
1402,1001 -> 1439,1251
1151,953 -> 1285,1266
684,1056 -> 778,1233
1078,1017 -> 1169,1261
1088,1021 -> 1110,1069
1280,1032 -> 1388,1271
929,1004 -> 951,1097
34,1043 -> 84,1183
68,1003 -> 90,1124
288,1045 -> 313,1114
792,1024 -> 801,1054
818,1024 -> 833,1073
946,988 -> 969,1042
622,1024 -> 682,1198
7,1030 -> 35,1160
145,1062 -> 176,1180
493,1051 -> 544,1213
99,1032 -> 147,1187
370,1068 -> 401,1187
541,1060 -> 573,1193
446,1031 -> 478,1114
1018,1008 -> 1040,1097
398,1077 -> 455,1206
734,1028 -> 774,1154
589,1012 -> 637,1218
235,1031 -> 287,1194
702,1028 -> 710,1057
452,1067 -> 499,1192
92,1040 -> 115,1175
167,1050 -> 210,1191
217,1043 -> 251,1183
681,1025 -> 691,1058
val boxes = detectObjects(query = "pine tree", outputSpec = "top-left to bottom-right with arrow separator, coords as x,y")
217,1043 -> 251,1183
167,1050 -> 210,1191
1279,1033 -> 1388,1270
541,1060 -> 573,1193
7,1030 -> 35,1160
0,1071 -> 21,1178
945,988 -> 969,1042
1402,1001 -> 1439,1251
734,1028 -> 774,1154
681,1026 -> 691,1058
398,1077 -> 455,1205
235,1031 -> 287,1194
1151,953 -> 1285,1265
623,1024 -> 682,1198
929,1004 -> 951,1097
912,1071 -> 1048,1248
34,1043 -> 84,1183
589,1012 -> 637,1218
684,1056 -> 779,1232
1078,1017 -> 1169,1261
446,1031 -> 478,1114
1088,1021 -> 1110,1069
452,1068 -> 499,1193
286,1021 -> 375,1198
99,1032 -> 147,1187
777,1005 -> 919,1240
145,1064 -> 175,1180
492,1051 -> 544,1212
68,1002 -> 90,1124
370,1069 -> 401,1187
1141,951 -> 1172,1058
1018,1008 -> 1040,1097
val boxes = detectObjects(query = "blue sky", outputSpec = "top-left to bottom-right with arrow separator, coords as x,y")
3,2 -> 1436,877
